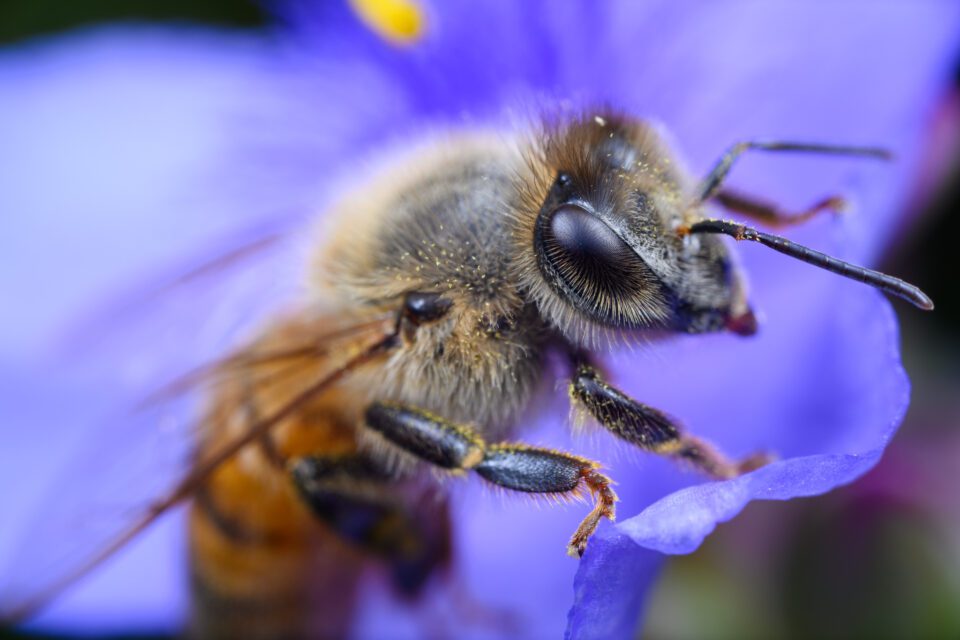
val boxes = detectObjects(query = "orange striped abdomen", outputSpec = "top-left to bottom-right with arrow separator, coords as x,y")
189,376 -> 372,638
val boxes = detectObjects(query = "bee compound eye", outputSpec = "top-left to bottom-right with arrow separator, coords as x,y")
533,202 -> 663,327
546,205 -> 637,276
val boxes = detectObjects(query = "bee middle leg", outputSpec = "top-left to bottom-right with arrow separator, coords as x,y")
363,403 -> 618,557
289,454 -> 450,593
712,188 -> 847,229
570,363 -> 772,479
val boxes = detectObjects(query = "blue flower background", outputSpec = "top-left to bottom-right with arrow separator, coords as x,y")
1,1 -> 959,638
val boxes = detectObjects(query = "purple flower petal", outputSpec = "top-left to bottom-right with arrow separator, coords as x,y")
567,534 -> 664,640
566,256 -> 910,636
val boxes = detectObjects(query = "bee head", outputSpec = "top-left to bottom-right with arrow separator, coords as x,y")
513,112 -> 754,345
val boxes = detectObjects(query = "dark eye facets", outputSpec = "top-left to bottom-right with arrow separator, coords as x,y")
535,201 -> 660,327
548,205 -> 637,278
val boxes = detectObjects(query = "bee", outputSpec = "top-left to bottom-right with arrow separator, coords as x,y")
1,110 -> 932,637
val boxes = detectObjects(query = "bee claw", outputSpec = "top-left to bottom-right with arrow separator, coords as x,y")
567,537 -> 590,559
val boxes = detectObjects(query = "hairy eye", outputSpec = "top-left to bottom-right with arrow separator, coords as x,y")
547,205 -> 637,277
535,203 -> 658,326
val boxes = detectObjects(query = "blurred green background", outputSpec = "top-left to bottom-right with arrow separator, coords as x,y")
1,2 -> 958,639
0,0 -> 266,45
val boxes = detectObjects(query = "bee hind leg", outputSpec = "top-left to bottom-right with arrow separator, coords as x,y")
364,402 -> 618,557
570,363 -> 773,479
289,454 -> 450,594
713,188 -> 847,229
695,140 -> 889,202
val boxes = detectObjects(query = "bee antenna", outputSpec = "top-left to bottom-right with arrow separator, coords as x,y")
686,219 -> 934,310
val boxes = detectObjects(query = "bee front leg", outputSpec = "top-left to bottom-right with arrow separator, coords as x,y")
364,403 -> 618,557
570,364 -> 772,479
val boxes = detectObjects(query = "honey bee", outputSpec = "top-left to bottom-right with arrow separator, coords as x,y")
1,110 -> 932,637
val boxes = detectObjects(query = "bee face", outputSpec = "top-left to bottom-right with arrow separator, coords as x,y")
515,113 -> 750,344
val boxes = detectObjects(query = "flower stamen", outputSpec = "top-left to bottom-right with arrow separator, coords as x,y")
349,0 -> 426,45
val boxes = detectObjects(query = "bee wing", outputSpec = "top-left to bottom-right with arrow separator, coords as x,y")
51,212 -> 310,387
0,216 -> 396,625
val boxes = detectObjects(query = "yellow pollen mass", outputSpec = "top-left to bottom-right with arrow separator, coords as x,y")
349,0 -> 426,45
